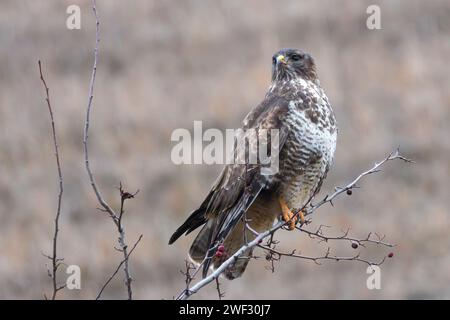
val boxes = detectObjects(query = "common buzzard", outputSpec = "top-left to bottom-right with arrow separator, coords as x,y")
169,48 -> 337,279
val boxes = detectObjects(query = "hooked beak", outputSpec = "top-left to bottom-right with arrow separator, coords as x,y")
276,54 -> 287,65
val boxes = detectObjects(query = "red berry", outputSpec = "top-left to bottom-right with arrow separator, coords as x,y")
218,245 -> 225,253
215,251 -> 223,258
388,252 -> 394,258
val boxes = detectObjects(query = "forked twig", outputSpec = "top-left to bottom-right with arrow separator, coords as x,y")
96,235 -> 143,300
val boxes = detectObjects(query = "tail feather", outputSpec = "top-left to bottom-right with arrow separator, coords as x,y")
188,220 -> 214,263
212,192 -> 279,279
202,178 -> 264,277
188,218 -> 254,279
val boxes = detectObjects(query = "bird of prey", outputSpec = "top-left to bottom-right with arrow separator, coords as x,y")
169,48 -> 337,280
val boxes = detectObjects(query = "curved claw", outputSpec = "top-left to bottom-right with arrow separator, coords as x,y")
278,196 -> 304,230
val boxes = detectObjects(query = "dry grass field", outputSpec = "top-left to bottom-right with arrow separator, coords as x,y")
0,0 -> 449,299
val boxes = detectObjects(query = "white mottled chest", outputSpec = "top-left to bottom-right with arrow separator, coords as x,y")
285,78 -> 337,163
277,79 -> 337,207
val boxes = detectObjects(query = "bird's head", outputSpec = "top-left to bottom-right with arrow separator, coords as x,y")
271,49 -> 317,82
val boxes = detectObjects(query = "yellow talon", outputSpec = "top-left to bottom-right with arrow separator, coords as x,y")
278,196 -> 297,230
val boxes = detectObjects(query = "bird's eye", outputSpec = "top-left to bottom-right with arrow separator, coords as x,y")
291,54 -> 302,61
272,57 -> 277,64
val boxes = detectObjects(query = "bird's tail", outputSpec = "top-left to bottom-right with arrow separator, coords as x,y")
188,218 -> 255,280
213,219 -> 255,280
188,219 -> 214,262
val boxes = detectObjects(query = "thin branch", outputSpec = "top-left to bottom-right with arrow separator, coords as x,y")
177,225 -> 279,300
259,245 -> 388,267
175,258 -> 206,300
298,225 -> 395,248
215,278 -> 225,300
83,0 -> 117,221
175,148 -> 411,300
305,148 -> 413,217
38,60 -> 65,300
83,0 -> 138,300
178,260 -> 196,298
96,235 -> 143,300
115,182 -> 140,299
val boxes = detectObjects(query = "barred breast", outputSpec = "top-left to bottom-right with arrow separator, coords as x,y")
272,78 -> 337,211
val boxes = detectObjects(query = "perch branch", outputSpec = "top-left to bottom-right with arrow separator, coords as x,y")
175,148 -> 411,300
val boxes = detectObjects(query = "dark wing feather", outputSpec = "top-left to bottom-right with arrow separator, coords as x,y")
168,197 -> 211,245
201,95 -> 290,276
168,94 -> 290,277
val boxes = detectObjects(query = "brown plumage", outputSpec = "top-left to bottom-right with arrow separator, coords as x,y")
169,48 -> 337,279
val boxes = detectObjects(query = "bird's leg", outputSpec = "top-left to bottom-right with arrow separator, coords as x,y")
278,196 -> 298,231
298,210 -> 305,225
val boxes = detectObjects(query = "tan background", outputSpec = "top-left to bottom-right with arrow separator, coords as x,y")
0,0 -> 449,299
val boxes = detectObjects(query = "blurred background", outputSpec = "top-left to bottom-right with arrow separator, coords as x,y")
0,0 -> 449,299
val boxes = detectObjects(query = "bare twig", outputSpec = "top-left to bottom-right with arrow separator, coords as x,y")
83,0 -> 140,300
115,182 -> 140,299
177,227 -> 277,300
305,148 -> 413,216
83,0 -> 117,221
298,225 -> 395,248
38,60 -> 65,300
96,235 -> 143,300
175,258 -> 206,299
259,245 -> 388,267
175,148 -> 411,300
215,278 -> 225,300
180,260 -> 195,289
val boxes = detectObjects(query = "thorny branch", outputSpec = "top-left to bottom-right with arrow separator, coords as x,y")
305,148 -> 413,216
180,260 -> 196,290
259,245 -> 388,269
84,0 -> 141,300
176,148 -> 412,300
38,60 -> 66,300
298,225 -> 395,248
259,227 -> 394,273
